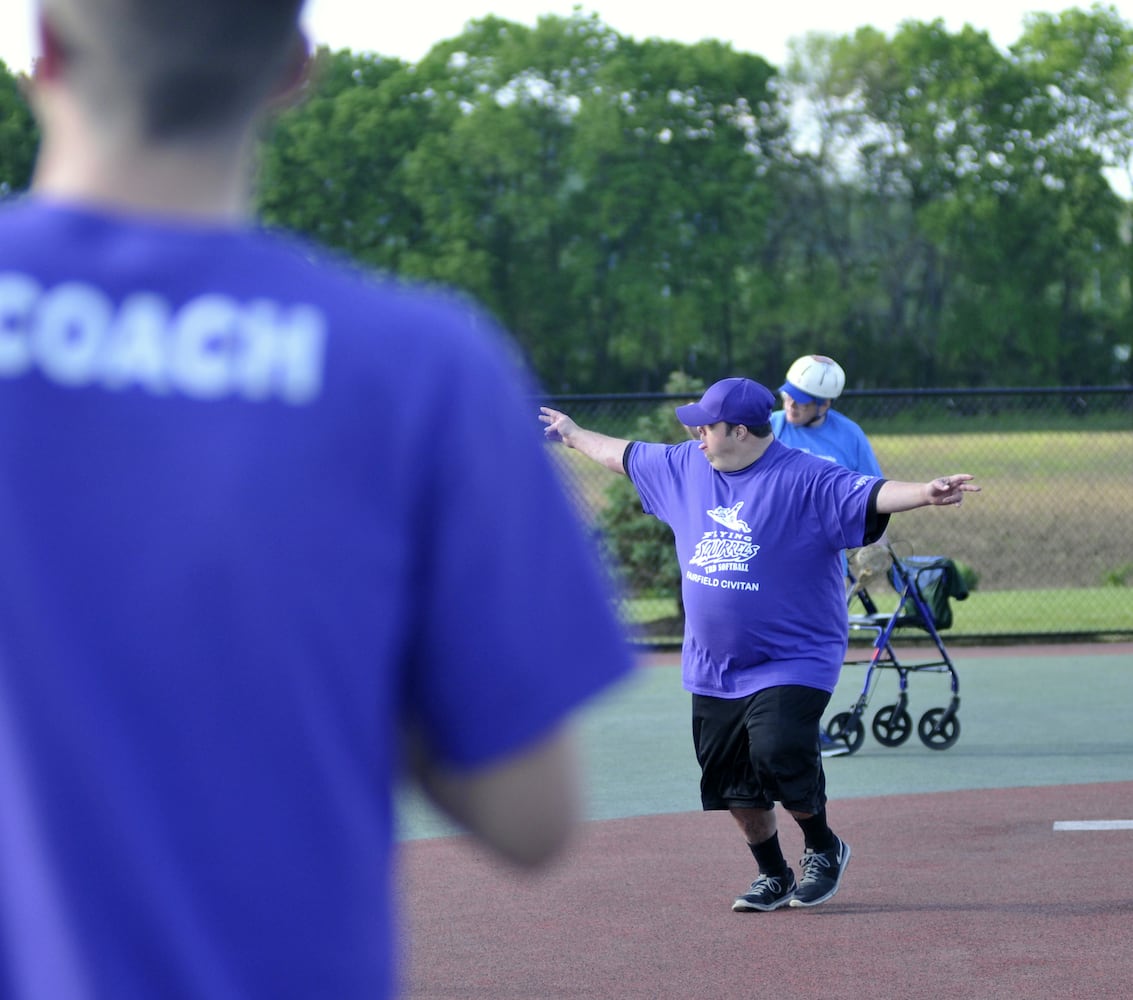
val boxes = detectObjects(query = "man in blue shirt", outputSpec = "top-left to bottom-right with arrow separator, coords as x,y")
771,355 -> 884,756
771,354 -> 883,477
542,379 -> 978,914
0,2 -> 633,997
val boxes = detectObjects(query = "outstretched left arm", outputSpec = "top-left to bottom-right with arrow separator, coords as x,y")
876,475 -> 980,514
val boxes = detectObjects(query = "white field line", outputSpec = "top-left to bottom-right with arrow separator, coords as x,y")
1052,820 -> 1133,831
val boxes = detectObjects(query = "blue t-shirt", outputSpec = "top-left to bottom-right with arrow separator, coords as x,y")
0,199 -> 633,1000
769,408 -> 883,476
627,439 -> 883,698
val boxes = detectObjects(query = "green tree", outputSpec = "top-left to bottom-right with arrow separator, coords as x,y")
257,47 -> 437,272
255,13 -> 784,393
561,36 -> 782,388
777,10 -> 1133,387
0,62 -> 38,197
253,9 -> 1133,393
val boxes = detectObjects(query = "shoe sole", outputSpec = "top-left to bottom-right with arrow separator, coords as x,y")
732,892 -> 795,913
820,746 -> 850,758
788,842 -> 851,908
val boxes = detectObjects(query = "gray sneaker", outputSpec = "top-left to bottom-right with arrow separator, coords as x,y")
789,837 -> 851,907
732,869 -> 797,912
819,731 -> 850,758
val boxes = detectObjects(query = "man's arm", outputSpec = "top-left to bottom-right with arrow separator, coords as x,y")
539,407 -> 631,475
877,475 -> 980,513
405,724 -> 583,868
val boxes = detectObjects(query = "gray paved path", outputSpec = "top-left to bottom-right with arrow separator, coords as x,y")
398,642 -> 1133,839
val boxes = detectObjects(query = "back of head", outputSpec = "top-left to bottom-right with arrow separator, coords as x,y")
41,0 -> 306,140
779,355 -> 845,405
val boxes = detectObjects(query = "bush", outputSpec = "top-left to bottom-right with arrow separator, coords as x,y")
953,560 -> 981,593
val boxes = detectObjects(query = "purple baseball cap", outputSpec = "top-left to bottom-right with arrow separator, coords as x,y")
675,378 -> 775,427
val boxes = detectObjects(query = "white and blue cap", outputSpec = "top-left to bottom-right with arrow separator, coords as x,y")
778,355 -> 846,405
675,378 -> 775,427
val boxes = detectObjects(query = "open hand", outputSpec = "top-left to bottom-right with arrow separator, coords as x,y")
539,406 -> 577,444
927,475 -> 980,506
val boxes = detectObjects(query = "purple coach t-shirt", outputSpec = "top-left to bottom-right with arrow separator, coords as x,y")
0,199 -> 633,1000
627,438 -> 883,698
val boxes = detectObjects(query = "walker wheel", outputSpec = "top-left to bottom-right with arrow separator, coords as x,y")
826,712 -> 865,755
917,707 -> 961,750
872,705 -> 913,747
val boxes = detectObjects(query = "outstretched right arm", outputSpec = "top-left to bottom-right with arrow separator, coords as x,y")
539,406 -> 631,476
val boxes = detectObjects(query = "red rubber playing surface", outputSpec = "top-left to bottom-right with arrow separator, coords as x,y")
400,644 -> 1133,999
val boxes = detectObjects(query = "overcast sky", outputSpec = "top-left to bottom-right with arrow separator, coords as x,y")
3,1 -> 1128,72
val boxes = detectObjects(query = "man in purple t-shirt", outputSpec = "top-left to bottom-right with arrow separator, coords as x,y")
541,378 -> 978,912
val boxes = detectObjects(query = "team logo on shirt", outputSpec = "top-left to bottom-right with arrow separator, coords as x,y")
706,501 -> 751,533
689,533 -> 759,573
688,501 -> 760,588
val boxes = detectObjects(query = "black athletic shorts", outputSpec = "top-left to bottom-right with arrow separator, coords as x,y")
692,685 -> 831,814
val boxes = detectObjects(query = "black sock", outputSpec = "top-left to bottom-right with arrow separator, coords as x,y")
795,810 -> 838,853
748,832 -> 789,876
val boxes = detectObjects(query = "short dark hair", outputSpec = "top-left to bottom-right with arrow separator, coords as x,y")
46,0 -> 305,140
727,422 -> 772,438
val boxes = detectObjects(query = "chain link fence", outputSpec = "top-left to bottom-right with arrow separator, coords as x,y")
544,386 -> 1133,646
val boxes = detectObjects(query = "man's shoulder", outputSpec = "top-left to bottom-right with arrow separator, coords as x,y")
254,230 -> 504,343
761,440 -> 858,481
631,438 -> 699,464
627,438 -> 702,482
825,408 -> 868,436
0,199 -> 499,347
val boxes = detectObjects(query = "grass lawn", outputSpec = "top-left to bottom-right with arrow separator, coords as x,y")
554,425 -> 1132,641
620,587 -> 1133,644
942,587 -> 1133,637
